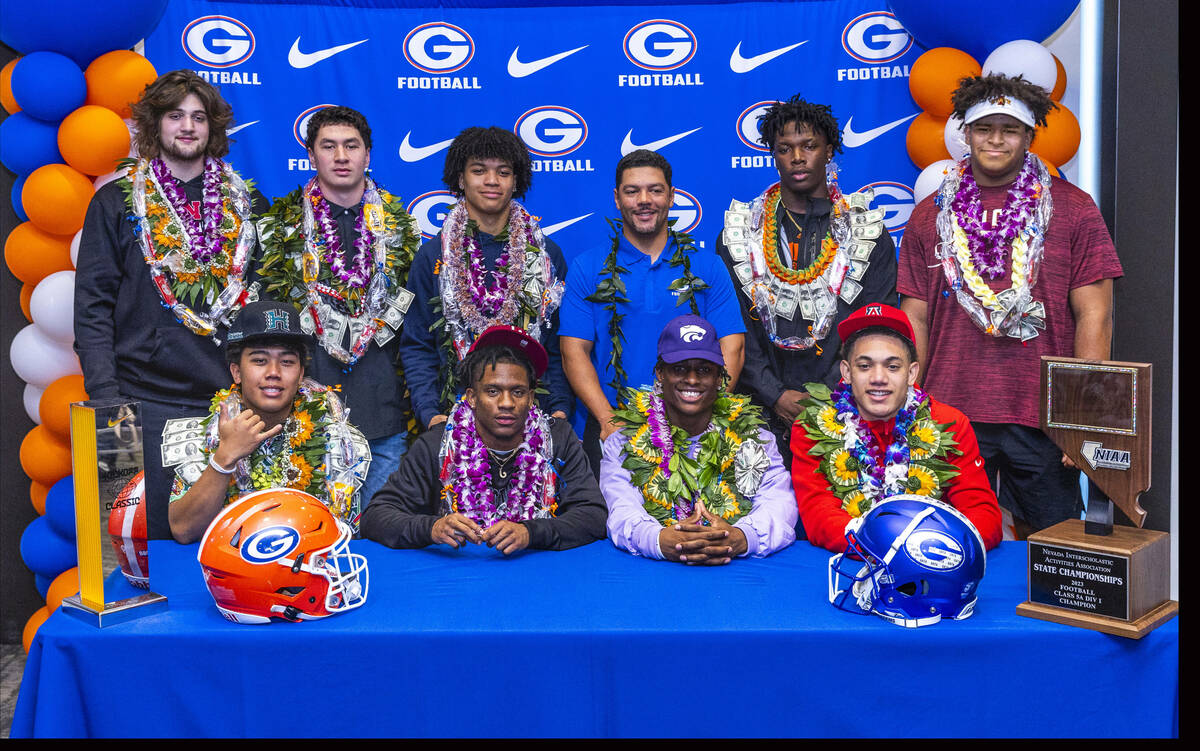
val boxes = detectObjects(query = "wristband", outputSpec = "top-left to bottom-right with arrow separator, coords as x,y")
209,456 -> 235,475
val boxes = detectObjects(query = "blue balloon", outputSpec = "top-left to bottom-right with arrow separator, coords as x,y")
888,0 -> 1079,62
12,173 -> 29,221
9,51 -> 86,123
19,515 -> 77,580
0,0 -> 170,67
45,475 -> 77,540
35,573 -> 53,600
0,111 -> 64,175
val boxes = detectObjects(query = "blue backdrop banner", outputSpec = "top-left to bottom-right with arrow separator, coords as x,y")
143,0 -> 923,257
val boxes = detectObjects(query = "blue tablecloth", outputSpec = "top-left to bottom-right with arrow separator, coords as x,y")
13,539 -> 1178,737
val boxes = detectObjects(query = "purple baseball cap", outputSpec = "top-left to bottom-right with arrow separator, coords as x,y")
657,314 -> 724,365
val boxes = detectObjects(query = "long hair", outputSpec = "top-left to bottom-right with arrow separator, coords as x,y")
131,70 -> 233,159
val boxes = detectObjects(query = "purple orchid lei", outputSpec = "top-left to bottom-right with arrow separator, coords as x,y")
949,153 -> 1042,280
643,390 -> 698,521
443,199 -> 533,333
440,397 -> 554,528
832,381 -> 925,499
150,157 -> 227,264
308,181 -> 375,289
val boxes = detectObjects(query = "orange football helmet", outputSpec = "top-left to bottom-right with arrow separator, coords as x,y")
108,471 -> 149,589
197,488 -> 368,624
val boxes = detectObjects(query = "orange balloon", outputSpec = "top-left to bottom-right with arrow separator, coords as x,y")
19,425 -> 74,487
909,47 -> 981,118
23,606 -> 51,653
85,50 -> 157,119
31,480 -> 50,515
46,567 -> 80,612
906,112 -> 951,169
58,105 -> 131,176
1034,103 -> 1081,167
1,57 -> 20,114
20,283 -> 35,322
40,374 -> 88,443
4,222 -> 74,285
1050,54 -> 1067,102
22,163 -> 94,236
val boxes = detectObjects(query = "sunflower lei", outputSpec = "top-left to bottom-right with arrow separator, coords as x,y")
614,386 -> 767,526
798,381 -> 962,518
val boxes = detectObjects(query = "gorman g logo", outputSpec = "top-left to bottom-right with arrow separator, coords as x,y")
515,106 -> 588,157
623,19 -> 697,71
182,16 -> 256,68
737,101 -> 779,152
404,22 -> 474,74
240,526 -> 301,564
406,190 -> 458,239
905,530 -> 965,570
840,11 -> 912,64
293,104 -> 335,149
668,188 -> 702,234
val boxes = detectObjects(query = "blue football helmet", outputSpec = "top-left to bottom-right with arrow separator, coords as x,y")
828,494 -> 987,627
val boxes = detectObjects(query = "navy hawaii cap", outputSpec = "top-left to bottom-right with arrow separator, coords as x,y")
657,314 -> 724,365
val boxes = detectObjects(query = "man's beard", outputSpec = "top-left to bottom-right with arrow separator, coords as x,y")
159,136 -> 207,164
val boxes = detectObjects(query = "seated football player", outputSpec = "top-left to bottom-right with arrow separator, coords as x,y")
166,300 -> 371,543
361,325 -> 607,553
600,315 -> 797,565
790,303 -> 1002,552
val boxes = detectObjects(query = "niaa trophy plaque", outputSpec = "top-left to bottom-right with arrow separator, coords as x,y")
1015,357 -> 1178,638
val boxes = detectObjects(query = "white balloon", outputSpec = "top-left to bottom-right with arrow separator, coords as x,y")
983,40 -> 1057,93
70,230 -> 82,268
23,383 -> 45,424
30,270 -> 76,344
93,170 -> 122,190
9,325 -> 82,388
943,115 -> 969,161
914,159 -> 957,205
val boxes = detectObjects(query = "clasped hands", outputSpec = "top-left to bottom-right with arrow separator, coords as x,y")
659,505 -> 748,565
431,513 -> 530,555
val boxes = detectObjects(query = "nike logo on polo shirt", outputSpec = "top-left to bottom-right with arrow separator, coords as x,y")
620,127 -> 702,156
507,45 -> 589,78
288,37 -> 369,69
226,120 -> 259,135
542,213 -> 592,235
398,132 -> 455,163
729,40 -> 807,73
841,114 -> 918,148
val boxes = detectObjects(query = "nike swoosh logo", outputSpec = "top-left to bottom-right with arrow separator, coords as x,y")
107,414 -> 133,428
542,213 -> 592,235
226,120 -> 259,135
729,40 -> 807,73
620,127 -> 702,156
398,132 -> 455,163
842,114 -> 918,148
288,37 -> 368,69
507,45 -> 588,78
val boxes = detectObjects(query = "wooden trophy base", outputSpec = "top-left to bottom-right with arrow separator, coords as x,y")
1016,519 -> 1178,639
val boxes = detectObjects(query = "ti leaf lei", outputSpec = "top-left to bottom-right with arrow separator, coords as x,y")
797,381 -> 962,518
586,219 -> 710,402
613,386 -> 766,526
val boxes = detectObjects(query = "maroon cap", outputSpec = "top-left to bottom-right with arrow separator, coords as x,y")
467,325 -> 549,379
837,303 -> 915,344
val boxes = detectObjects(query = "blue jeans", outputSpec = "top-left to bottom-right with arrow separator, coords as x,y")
361,431 -> 410,511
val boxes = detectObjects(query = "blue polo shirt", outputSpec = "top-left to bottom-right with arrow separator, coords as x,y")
559,231 -> 745,410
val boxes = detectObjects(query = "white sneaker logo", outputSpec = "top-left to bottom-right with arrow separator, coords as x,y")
729,40 -> 807,73
542,213 -> 593,236
620,127 -> 702,156
288,37 -> 368,69
841,114 -> 917,148
507,45 -> 588,78
397,132 -> 455,163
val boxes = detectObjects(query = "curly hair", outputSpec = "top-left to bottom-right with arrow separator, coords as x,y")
305,105 -> 372,151
951,74 -> 1057,127
442,127 -> 533,199
757,95 -> 843,155
131,70 -> 233,159
615,148 -> 672,189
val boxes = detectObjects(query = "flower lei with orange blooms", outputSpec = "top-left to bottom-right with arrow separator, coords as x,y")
761,183 -> 839,286
121,157 -> 256,340
798,381 -> 961,519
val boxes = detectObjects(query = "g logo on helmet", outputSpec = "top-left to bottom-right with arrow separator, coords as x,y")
404,22 -> 474,74
840,11 -> 912,64
240,526 -> 301,564
905,530 -> 965,570
182,16 -> 256,68
623,19 -> 697,71
679,324 -> 708,342
515,106 -> 588,157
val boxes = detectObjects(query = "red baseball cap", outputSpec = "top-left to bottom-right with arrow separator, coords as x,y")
837,303 -> 915,344
467,325 -> 549,379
